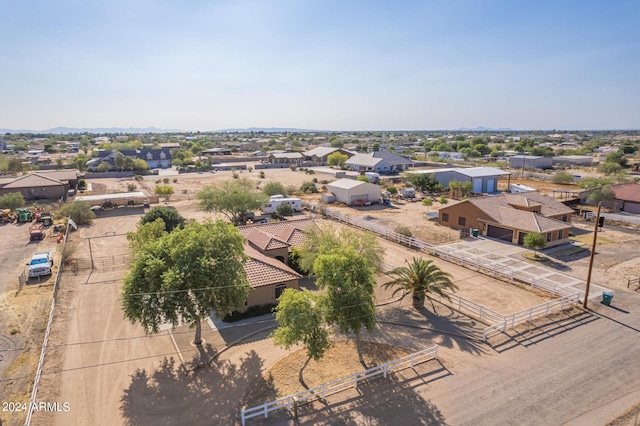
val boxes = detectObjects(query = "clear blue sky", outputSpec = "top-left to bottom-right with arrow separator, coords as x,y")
1,0 -> 639,131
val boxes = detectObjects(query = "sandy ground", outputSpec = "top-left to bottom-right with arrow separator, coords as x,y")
23,171 -> 640,425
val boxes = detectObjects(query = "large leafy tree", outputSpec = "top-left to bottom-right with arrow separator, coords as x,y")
327,152 -> 348,167
384,257 -> 458,311
297,225 -> 385,275
55,201 -> 95,225
140,206 -> 185,233
121,219 -> 250,345
271,289 -> 331,386
314,247 -> 377,365
197,178 -> 266,225
127,218 -> 168,251
154,185 -> 174,203
262,182 -> 288,197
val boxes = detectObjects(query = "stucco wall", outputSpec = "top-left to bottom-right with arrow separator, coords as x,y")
246,279 -> 299,308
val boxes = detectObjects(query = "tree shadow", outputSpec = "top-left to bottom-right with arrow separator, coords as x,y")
120,346 -> 265,425
262,359 -> 450,425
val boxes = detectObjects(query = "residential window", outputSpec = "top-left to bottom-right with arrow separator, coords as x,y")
458,217 -> 466,226
546,232 -> 552,242
558,229 -> 564,239
275,284 -> 286,299
442,213 -> 449,222
562,214 -> 568,222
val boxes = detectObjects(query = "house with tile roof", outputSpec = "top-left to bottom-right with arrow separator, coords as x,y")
345,151 -> 414,172
438,192 -> 573,247
237,218 -> 317,307
268,152 -> 304,164
303,147 -> 355,164
609,182 -> 640,214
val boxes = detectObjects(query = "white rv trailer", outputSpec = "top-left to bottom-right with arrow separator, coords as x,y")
262,196 -> 302,214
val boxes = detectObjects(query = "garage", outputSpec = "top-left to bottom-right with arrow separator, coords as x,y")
473,178 -> 482,193
623,201 -> 640,214
487,225 -> 513,242
517,232 -> 527,245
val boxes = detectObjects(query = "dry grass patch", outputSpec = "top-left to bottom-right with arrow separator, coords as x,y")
246,340 -> 413,407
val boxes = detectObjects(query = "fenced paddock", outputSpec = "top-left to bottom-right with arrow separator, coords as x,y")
241,345 -> 439,425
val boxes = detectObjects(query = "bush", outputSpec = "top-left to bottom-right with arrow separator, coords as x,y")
56,201 -> 95,225
305,169 -> 315,174
386,186 -> 398,195
248,166 -> 253,172
134,175 -> 143,181
141,206 -> 185,232
127,183 -> 137,192
163,178 -> 170,184
0,192 -> 25,210
357,175 -> 370,182
259,171 -> 265,179
300,181 -> 318,193
312,178 -> 318,183
77,178 -> 87,190
173,178 -> 178,183
290,164 -> 297,171
395,226 -> 413,237
276,203 -> 294,217
222,303 -> 277,322
552,171 -> 574,184
263,182 -> 288,197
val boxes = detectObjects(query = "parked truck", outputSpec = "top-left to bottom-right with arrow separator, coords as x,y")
36,211 -> 53,226
261,196 -> 302,214
27,252 -> 53,278
16,208 -> 34,223
29,222 -> 45,240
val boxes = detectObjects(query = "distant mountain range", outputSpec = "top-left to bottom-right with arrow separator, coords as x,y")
0,126 -> 183,134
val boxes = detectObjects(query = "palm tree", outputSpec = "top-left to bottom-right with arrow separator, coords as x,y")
384,257 -> 458,311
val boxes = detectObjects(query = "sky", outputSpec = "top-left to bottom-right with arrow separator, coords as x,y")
1,0 -> 639,131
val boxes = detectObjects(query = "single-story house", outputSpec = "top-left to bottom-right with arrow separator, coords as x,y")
371,151 -> 414,170
221,141 -> 260,151
32,169 -> 79,189
303,147 -> 354,164
0,173 -> 69,201
345,151 -> 414,172
237,219 -> 317,307
508,155 -> 553,170
437,192 -> 574,247
552,155 -> 594,167
326,179 -> 382,205
609,183 -> 640,214
268,152 -> 304,164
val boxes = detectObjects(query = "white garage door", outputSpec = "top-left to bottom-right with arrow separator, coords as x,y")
487,179 -> 495,193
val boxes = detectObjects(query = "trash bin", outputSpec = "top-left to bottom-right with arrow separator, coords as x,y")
601,292 -> 614,306
472,229 -> 479,237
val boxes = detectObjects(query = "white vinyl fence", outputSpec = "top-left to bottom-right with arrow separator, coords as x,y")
241,345 -> 439,425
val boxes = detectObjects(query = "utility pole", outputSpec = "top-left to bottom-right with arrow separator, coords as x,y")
583,202 -> 602,308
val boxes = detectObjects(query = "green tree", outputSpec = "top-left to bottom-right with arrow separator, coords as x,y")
55,201 -> 95,225
127,218 -> 168,251
422,197 -> 433,211
357,175 -> 370,182
578,177 -> 612,190
262,182 -> 288,197
384,257 -> 458,310
121,220 -> 250,345
385,185 -> 398,195
300,181 -> 318,193
297,225 -> 385,275
7,158 -> 23,174
154,185 -> 174,203
604,151 -> 627,167
313,247 -> 377,364
114,153 -> 125,172
97,161 -> 112,172
523,232 -> 547,258
552,172 -> 575,184
133,158 -> 149,171
141,206 -> 186,233
271,290 -> 331,386
586,186 -> 615,205
598,162 -> 622,175
439,195 -> 448,205
0,192 -> 25,210
276,202 -> 294,217
327,152 -> 348,167
408,174 -> 441,193
197,178 -> 266,225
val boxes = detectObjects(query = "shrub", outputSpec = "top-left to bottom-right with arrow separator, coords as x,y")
357,175 -> 370,182
259,171 -> 265,179
77,178 -> 87,190
439,195 -> 448,205
248,166 -> 253,172
552,171 -> 574,184
395,226 -> 413,237
163,178 -> 170,184
222,303 -> 277,322
0,192 -> 25,210
276,203 -> 294,217
300,181 -> 318,193
55,201 -> 95,225
127,183 -> 137,192
305,169 -> 315,174
134,175 -> 143,181
263,182 -> 288,197
312,178 -> 318,183
386,186 -> 398,195
141,206 -> 185,232
290,164 -> 297,171
173,178 -> 178,183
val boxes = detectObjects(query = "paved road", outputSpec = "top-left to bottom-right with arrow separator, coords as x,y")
603,212 -> 640,225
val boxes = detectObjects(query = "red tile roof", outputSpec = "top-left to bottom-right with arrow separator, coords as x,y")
243,245 -> 301,288
610,183 -> 640,203
238,218 -> 317,249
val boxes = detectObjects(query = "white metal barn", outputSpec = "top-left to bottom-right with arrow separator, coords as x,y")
326,179 -> 382,205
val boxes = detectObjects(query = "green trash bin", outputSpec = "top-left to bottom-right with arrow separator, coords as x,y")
472,229 -> 479,237
601,292 -> 613,306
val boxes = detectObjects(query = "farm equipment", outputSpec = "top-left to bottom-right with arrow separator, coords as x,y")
29,222 -> 45,240
101,200 -> 117,210
1,209 -> 15,223
36,211 -> 53,226
16,208 -> 34,223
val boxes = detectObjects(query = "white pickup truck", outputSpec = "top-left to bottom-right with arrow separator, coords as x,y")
27,252 -> 54,278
